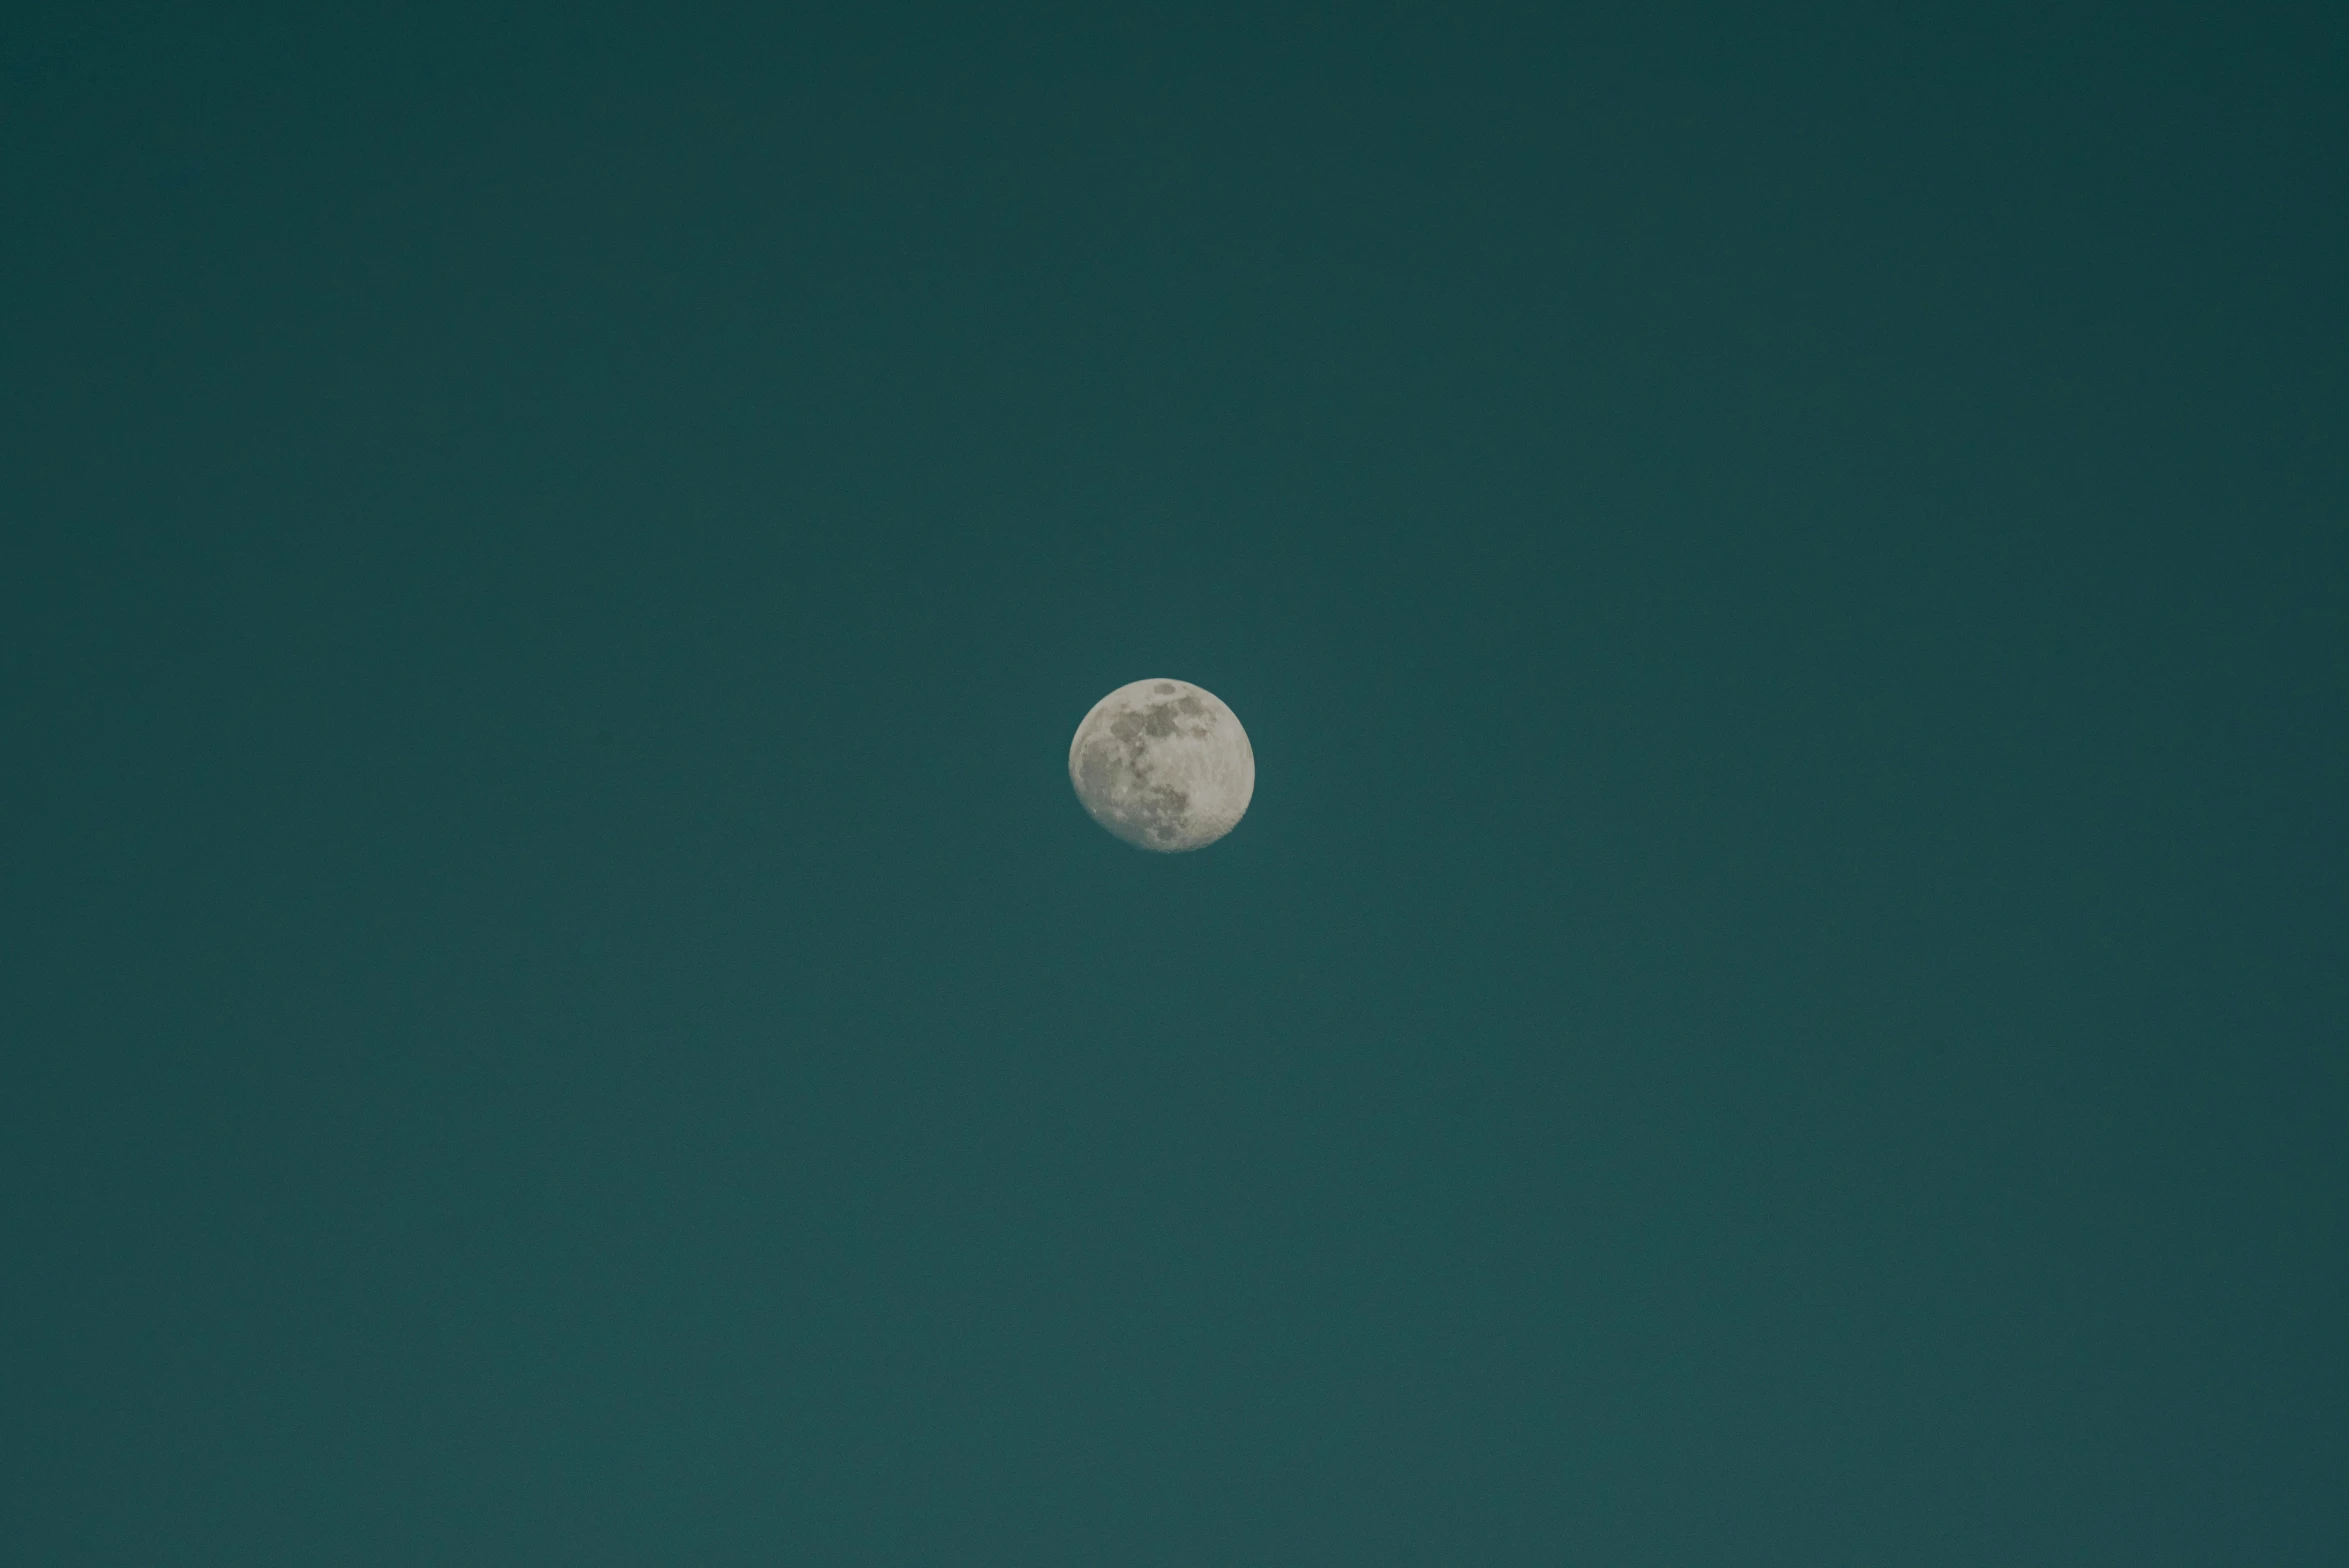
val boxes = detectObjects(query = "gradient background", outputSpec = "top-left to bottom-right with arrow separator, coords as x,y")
4,4 -> 2344,1563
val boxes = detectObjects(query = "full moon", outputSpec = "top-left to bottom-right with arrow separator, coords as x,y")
1068,679 -> 1255,852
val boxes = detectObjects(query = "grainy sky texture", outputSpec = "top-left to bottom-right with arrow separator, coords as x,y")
3,4 -> 2344,1564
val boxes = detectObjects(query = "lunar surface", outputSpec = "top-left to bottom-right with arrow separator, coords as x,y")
1068,679 -> 1255,851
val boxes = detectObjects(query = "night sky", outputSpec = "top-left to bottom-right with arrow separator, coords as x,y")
5,4 -> 2345,1563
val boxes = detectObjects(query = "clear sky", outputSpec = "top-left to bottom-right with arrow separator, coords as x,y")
4,3 -> 2344,1563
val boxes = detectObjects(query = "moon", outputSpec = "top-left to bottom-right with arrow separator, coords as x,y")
1068,679 -> 1255,852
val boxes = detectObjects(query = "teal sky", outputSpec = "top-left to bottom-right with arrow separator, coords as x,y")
4,4 -> 2344,1563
